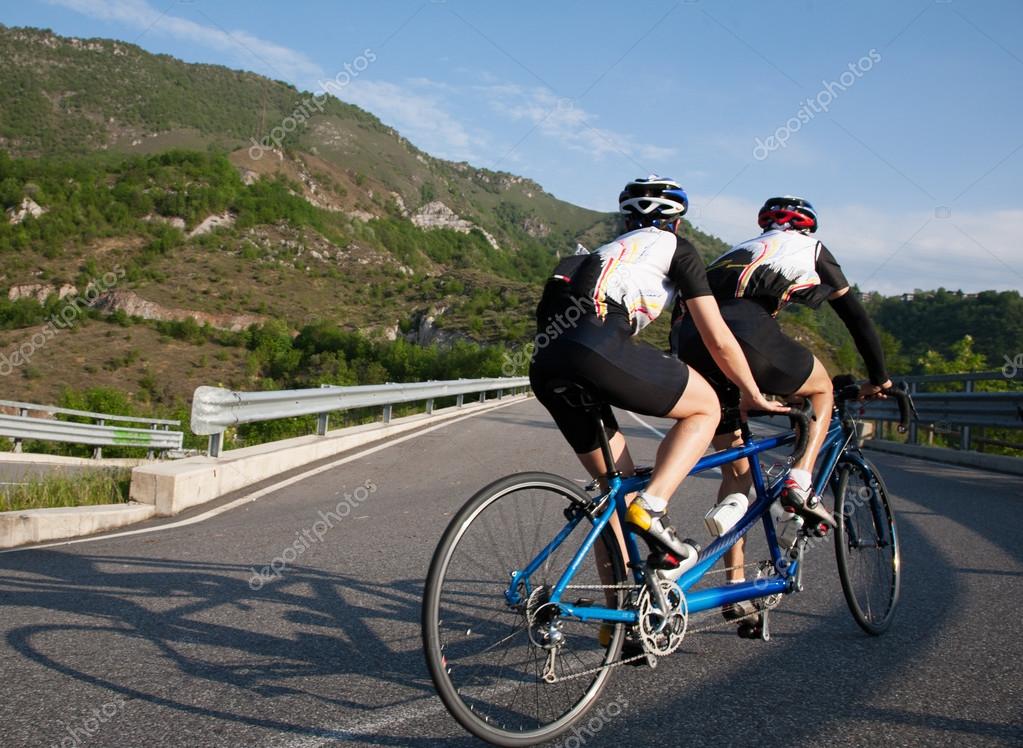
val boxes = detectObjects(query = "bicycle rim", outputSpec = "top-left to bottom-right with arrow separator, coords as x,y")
422,472 -> 627,746
834,459 -> 901,635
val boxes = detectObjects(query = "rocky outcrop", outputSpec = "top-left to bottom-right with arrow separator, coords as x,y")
411,201 -> 501,250
7,282 -> 77,302
522,216 -> 550,238
91,290 -> 264,332
7,198 -> 46,225
403,305 -> 466,346
142,214 -> 186,231
390,192 -> 409,217
188,212 -> 235,238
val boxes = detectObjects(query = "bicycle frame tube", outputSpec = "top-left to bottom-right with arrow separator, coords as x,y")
545,431 -> 802,621
813,418 -> 852,495
507,415 -> 856,624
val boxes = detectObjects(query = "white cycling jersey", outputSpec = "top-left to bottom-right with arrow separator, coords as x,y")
586,227 -> 710,333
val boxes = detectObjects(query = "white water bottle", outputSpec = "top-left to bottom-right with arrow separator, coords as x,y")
770,501 -> 805,548
705,492 -> 749,536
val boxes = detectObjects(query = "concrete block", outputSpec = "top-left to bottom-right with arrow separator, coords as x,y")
0,502 -> 156,549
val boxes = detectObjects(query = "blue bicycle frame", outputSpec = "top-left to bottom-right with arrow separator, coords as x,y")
506,414 -> 856,625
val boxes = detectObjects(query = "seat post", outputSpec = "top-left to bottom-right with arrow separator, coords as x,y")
593,410 -> 620,478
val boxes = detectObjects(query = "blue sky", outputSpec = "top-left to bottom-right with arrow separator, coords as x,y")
4,0 -> 1022,294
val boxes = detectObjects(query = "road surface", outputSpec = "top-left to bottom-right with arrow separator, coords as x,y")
1,398 -> 1020,747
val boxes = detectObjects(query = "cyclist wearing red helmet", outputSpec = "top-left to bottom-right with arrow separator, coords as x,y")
671,196 -> 893,620
530,177 -> 788,577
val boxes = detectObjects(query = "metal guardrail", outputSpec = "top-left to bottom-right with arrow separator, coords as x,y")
860,370 -> 1022,451
0,400 -> 183,458
191,377 -> 532,457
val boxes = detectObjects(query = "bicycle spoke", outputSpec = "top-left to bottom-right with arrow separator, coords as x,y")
834,461 -> 900,634
424,474 -> 625,742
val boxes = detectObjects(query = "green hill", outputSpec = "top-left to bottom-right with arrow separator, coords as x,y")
2,23 -> 1014,418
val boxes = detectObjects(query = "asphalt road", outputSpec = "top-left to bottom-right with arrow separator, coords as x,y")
1,398 -> 1020,747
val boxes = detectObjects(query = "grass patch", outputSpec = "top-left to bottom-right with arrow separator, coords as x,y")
1,469 -> 132,512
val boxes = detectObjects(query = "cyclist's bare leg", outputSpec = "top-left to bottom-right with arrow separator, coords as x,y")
791,357 -> 833,477
643,370 -> 720,500
578,370 -> 720,602
575,432 -> 636,602
713,431 -> 752,582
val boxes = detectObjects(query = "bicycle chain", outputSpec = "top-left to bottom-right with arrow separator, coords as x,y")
544,564 -> 772,684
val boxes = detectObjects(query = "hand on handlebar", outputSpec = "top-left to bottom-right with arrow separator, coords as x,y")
739,390 -> 790,418
859,379 -> 894,401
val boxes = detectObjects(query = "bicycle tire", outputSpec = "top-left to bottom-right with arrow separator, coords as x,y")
833,457 -> 901,635
422,471 -> 628,746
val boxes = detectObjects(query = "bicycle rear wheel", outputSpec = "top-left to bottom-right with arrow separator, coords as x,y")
422,472 -> 628,747
833,457 -> 901,635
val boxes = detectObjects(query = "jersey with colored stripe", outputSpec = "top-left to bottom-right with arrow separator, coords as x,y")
571,227 -> 712,334
705,229 -> 849,315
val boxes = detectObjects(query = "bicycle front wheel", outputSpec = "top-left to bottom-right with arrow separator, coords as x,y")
834,457 -> 901,635
422,472 -> 628,747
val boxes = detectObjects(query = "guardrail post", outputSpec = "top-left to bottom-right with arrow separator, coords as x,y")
383,405 -> 392,424
961,380 -> 973,450
479,391 -> 486,403
907,383 -> 918,444
13,407 -> 27,453
317,413 -> 329,436
497,389 -> 504,400
208,433 -> 223,458
93,419 -> 104,460
426,399 -> 435,415
456,394 -> 464,408
147,423 -> 158,460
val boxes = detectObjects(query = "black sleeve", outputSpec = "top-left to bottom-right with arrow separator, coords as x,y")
816,243 -> 850,291
829,292 -> 889,385
668,236 -> 713,301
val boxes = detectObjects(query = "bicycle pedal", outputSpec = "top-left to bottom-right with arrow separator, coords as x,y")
736,621 -> 760,639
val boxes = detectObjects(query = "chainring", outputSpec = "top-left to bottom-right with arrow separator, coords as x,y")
636,579 -> 688,657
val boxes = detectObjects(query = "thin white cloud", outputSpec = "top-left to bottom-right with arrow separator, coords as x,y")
478,84 -> 677,165
340,79 -> 486,162
46,0 -> 323,82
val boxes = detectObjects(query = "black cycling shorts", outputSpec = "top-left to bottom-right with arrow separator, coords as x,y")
530,314 -> 690,454
671,298 -> 814,435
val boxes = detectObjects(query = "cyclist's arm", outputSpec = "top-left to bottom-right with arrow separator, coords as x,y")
817,244 -> 892,390
668,237 -> 784,414
828,287 -> 892,390
685,295 -> 787,414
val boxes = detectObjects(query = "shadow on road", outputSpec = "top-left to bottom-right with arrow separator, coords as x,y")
0,551 -> 476,745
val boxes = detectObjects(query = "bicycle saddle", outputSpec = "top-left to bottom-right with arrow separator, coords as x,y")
546,379 -> 605,410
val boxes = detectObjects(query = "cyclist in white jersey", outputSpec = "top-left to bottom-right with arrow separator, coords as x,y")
671,196 -> 893,622
530,176 -> 788,577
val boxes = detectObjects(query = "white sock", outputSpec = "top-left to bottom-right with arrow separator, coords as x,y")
727,577 -> 746,584
788,468 -> 812,491
637,492 -> 668,513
